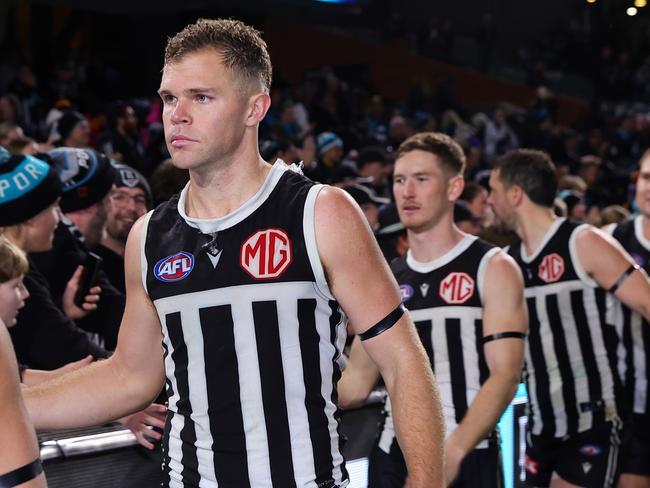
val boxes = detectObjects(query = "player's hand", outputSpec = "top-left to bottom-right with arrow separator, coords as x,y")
63,265 -> 101,320
119,403 -> 167,450
444,438 -> 467,486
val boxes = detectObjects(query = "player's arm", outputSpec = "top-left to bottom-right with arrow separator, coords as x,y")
444,252 -> 527,484
337,335 -> 380,409
24,216 -> 166,430
576,226 -> 650,321
316,187 -> 444,488
0,325 -> 46,488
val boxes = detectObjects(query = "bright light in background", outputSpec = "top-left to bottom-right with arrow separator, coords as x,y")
586,0 -> 596,4
635,0 -> 647,7
628,6 -> 638,15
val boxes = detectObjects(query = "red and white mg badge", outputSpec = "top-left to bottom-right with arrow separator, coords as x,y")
439,272 -> 475,304
240,228 -> 292,279
538,253 -> 565,283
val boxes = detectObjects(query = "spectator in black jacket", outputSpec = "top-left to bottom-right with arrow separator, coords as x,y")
0,147 -> 109,370
30,147 -> 125,350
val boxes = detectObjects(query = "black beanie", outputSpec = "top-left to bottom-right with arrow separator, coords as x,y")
48,147 -> 116,213
56,110 -> 86,143
112,162 -> 152,208
0,147 -> 63,226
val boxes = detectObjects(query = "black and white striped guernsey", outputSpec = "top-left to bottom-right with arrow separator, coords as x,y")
508,218 -> 620,439
377,235 -> 500,454
141,161 -> 349,488
611,216 -> 650,416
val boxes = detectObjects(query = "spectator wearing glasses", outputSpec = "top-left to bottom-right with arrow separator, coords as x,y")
94,163 -> 152,293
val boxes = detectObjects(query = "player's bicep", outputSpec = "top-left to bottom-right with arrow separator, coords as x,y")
315,187 -> 402,334
111,216 -> 165,392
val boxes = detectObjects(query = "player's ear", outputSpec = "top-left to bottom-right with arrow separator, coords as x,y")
245,92 -> 271,127
447,175 -> 465,202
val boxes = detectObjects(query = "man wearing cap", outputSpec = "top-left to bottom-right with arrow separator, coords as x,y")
0,147 -> 110,369
94,163 -> 153,293
29,147 -> 125,350
303,131 -> 358,185
375,202 -> 409,262
343,183 -> 390,231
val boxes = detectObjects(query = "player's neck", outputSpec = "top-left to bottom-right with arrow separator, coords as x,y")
186,151 -> 272,220
516,205 -> 558,256
407,217 -> 465,263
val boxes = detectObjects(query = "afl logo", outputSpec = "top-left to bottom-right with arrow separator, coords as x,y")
439,272 -> 474,304
538,253 -> 565,283
154,252 -> 195,282
240,228 -> 292,279
399,284 -> 414,302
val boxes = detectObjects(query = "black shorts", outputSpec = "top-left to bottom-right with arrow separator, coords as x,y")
619,413 -> 650,476
524,420 -> 622,488
367,440 -> 502,488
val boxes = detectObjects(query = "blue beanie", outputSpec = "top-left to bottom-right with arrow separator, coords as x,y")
0,149 -> 63,226
317,132 -> 343,156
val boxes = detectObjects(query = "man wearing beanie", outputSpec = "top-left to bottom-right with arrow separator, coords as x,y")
0,148 -> 110,369
53,110 -> 90,148
30,147 -> 125,350
303,131 -> 358,185
94,162 -> 152,293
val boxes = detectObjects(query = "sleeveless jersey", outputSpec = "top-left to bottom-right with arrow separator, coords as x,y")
508,218 -> 620,438
611,216 -> 650,415
142,162 -> 349,488
377,235 -> 500,454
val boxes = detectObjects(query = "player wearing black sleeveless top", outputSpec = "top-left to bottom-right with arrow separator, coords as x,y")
608,151 -> 650,488
22,19 -> 445,488
339,133 -> 527,487
489,149 -> 650,488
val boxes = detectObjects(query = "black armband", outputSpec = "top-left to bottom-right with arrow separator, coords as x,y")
359,303 -> 406,341
0,458 -> 43,488
609,263 -> 640,294
17,363 -> 27,383
482,331 -> 527,344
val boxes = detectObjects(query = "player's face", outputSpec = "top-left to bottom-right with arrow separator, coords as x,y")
488,169 -> 516,230
107,187 -> 147,242
636,156 -> 650,218
0,275 -> 28,327
393,150 -> 455,233
159,48 -> 251,171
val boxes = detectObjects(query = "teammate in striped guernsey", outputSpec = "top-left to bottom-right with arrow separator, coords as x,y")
488,149 -> 650,488
606,150 -> 650,488
338,132 -> 528,487
22,19 -> 446,488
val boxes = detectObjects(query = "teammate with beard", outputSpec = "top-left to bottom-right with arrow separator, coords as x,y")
488,149 -> 650,488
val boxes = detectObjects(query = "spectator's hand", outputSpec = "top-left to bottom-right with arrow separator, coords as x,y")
119,403 -> 167,450
63,265 -> 101,320
299,134 -> 317,167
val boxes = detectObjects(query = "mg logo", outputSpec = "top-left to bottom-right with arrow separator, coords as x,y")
240,228 -> 292,279
538,253 -> 564,283
439,272 -> 474,304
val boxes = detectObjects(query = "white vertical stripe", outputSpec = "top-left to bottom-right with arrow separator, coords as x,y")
378,397 -> 396,453
460,318 -> 481,409
631,313 -> 647,413
523,340 -> 543,436
614,301 -> 627,393
582,289 -> 615,402
180,306 -> 216,486
556,290 -> 593,432
159,315 -> 188,486
535,289 -> 567,437
276,296 -> 317,488
432,314 -> 457,437
303,185 -> 334,300
230,297 -> 272,486
315,302 -> 347,486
